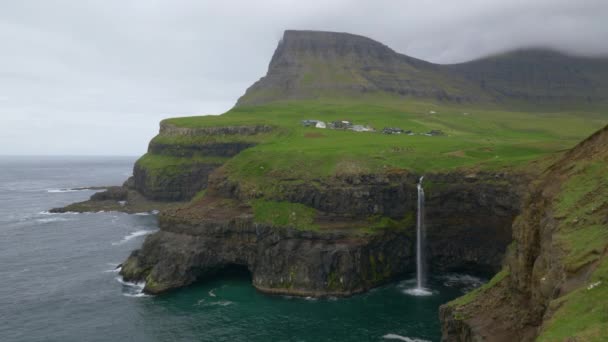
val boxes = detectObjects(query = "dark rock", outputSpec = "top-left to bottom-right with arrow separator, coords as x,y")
90,186 -> 128,201
123,176 -> 135,189
133,162 -> 219,202
159,122 -> 272,136
121,213 -> 414,296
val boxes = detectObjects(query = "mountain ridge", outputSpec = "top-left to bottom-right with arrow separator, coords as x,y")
237,30 -> 608,107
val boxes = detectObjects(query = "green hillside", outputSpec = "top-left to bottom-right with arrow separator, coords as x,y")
152,98 -> 606,195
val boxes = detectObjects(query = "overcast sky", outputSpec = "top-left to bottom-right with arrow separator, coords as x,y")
1,0 -> 607,155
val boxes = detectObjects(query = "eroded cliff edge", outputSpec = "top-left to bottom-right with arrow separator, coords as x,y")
117,165 -> 525,296
440,124 -> 608,341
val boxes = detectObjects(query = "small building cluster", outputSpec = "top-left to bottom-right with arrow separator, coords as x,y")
382,127 -> 413,135
301,119 -> 445,137
301,119 -> 374,132
425,130 -> 445,136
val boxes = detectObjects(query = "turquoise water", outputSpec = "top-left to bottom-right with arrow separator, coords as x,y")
0,157 -> 483,342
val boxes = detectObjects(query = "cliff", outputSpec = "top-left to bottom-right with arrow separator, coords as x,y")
120,171 -> 525,296
440,124 -> 608,341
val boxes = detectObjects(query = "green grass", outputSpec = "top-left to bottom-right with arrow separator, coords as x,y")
554,161 -> 608,272
149,99 -> 608,198
360,213 -> 416,234
251,199 -> 319,231
137,153 -> 229,170
536,157 -> 608,340
538,259 -> 608,341
448,269 -> 510,309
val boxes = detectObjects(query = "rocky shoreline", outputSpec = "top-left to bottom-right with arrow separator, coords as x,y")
54,168 -> 527,297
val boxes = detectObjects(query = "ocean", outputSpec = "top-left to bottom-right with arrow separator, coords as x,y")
0,156 -> 482,342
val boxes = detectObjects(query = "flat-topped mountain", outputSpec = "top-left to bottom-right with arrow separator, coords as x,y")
237,30 -> 608,107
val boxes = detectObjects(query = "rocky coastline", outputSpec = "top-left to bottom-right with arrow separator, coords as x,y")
55,162 -> 527,297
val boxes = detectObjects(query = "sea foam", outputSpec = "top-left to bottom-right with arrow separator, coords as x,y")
383,334 -> 430,342
115,276 -> 151,298
112,230 -> 155,245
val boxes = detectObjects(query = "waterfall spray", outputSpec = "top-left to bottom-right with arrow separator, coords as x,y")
416,176 -> 426,290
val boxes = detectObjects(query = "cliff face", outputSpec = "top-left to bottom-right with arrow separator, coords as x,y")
119,170 -> 525,296
130,122 -> 272,201
121,198 -> 414,296
212,170 -> 524,273
440,124 -> 608,341
237,30 -> 608,106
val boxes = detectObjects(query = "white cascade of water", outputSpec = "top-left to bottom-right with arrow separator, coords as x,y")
416,176 -> 426,290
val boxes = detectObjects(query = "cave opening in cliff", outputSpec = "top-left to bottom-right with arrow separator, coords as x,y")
194,264 -> 252,284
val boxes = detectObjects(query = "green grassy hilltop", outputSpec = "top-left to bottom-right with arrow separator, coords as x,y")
153,99 -> 606,186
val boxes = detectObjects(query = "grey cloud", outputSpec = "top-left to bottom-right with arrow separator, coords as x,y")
0,0 -> 606,155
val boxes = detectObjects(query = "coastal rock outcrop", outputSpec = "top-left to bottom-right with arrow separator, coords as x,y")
130,122 -> 272,201
119,170 -> 526,296
120,196 -> 415,296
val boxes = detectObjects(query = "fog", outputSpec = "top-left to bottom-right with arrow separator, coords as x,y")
1,0 -> 606,155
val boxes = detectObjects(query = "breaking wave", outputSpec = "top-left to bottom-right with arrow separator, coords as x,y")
382,334 -> 430,342
115,276 -> 150,298
36,217 -> 72,223
47,188 -> 90,193
112,230 -> 155,245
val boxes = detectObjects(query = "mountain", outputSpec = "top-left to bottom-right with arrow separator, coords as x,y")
445,49 -> 608,105
237,30 -> 608,107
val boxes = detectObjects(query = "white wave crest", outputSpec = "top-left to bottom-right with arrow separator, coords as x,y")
104,266 -> 122,273
36,217 -> 71,223
115,276 -> 144,288
206,301 -> 233,307
123,292 -> 152,298
383,334 -> 430,342
47,188 -> 89,193
115,276 -> 150,298
112,230 -> 154,245
38,211 -> 79,215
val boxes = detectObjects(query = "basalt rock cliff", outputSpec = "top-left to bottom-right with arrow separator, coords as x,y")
120,170 -> 525,296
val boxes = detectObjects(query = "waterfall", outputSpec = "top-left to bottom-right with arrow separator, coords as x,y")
416,176 -> 426,290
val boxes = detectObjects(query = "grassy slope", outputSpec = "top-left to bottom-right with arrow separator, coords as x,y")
140,97 -> 606,230
163,99 -> 606,187
537,157 -> 608,341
